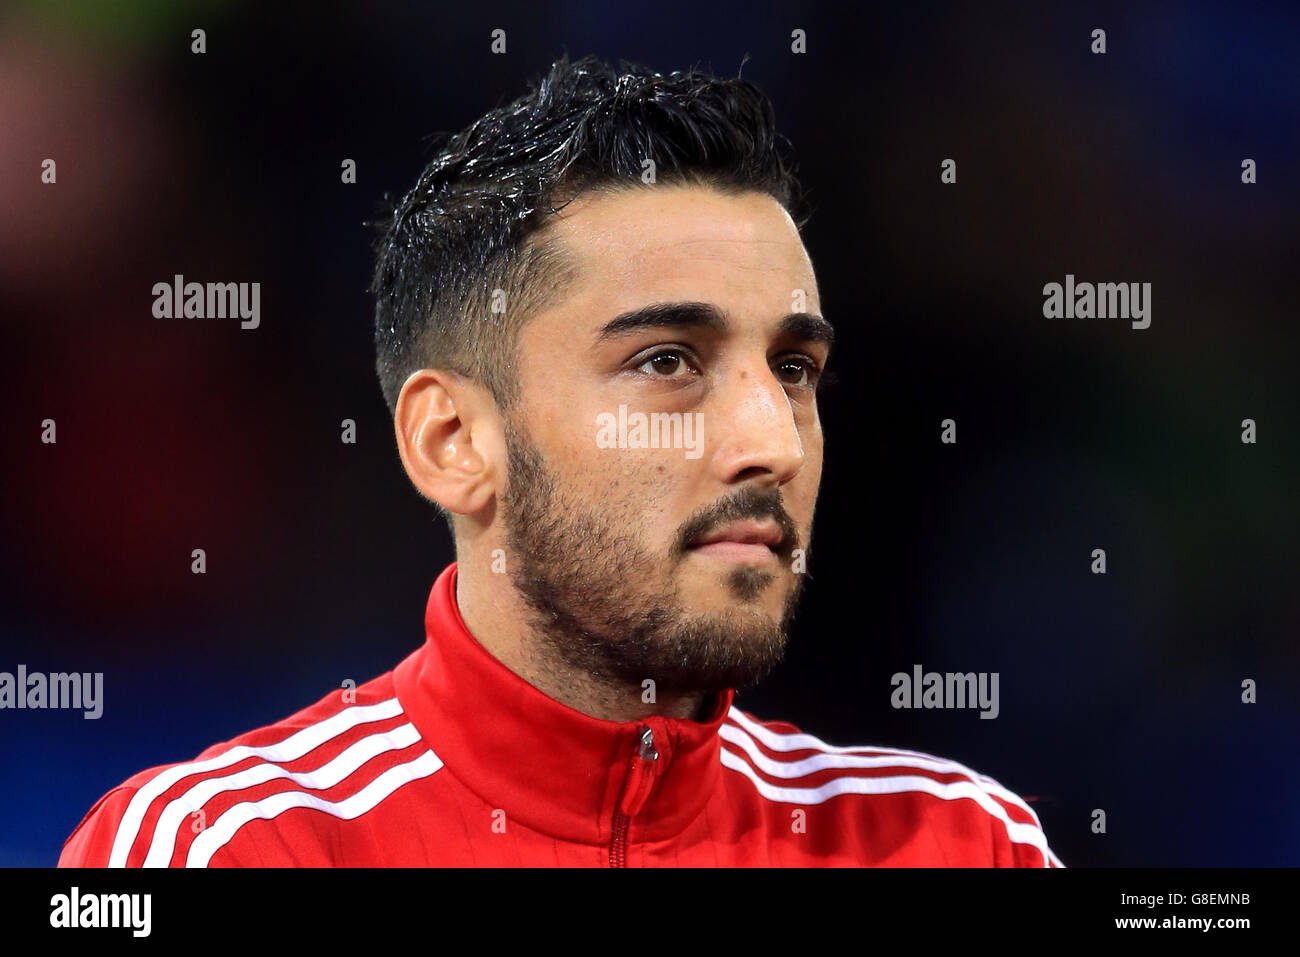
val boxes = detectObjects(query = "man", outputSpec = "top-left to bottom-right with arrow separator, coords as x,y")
60,54 -> 1062,867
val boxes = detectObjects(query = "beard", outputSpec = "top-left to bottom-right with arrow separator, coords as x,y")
498,414 -> 808,696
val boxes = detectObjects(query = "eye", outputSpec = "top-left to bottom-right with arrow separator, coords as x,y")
635,349 -> 695,378
774,356 -> 821,388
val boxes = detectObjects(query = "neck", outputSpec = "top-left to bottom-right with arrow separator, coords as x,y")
454,553 -> 709,724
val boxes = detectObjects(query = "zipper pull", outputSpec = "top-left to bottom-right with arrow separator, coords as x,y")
638,726 -> 659,761
617,725 -> 660,818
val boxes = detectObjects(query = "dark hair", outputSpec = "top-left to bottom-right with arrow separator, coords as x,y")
367,53 -> 808,419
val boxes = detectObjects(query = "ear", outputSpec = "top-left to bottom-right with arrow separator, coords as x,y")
393,369 -> 502,517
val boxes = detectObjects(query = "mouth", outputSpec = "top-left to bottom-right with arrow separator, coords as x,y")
689,541 -> 779,563
687,519 -> 784,564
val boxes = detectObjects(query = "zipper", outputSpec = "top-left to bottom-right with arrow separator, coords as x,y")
609,725 -> 660,867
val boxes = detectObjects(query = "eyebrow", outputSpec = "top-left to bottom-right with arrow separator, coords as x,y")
596,301 -> 835,350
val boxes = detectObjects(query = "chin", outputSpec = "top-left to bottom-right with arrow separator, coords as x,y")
688,582 -> 788,617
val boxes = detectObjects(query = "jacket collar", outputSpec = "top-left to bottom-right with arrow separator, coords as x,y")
394,562 -> 735,846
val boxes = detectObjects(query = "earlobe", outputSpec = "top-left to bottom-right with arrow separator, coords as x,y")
394,370 -> 499,516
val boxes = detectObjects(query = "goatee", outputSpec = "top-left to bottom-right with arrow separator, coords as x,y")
498,415 -> 807,695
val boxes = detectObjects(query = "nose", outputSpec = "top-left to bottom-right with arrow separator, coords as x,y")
708,361 -> 806,488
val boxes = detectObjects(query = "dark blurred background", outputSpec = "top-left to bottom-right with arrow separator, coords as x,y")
2,0 -> 1297,866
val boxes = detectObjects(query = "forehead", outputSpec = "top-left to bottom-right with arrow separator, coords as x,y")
535,185 -> 818,323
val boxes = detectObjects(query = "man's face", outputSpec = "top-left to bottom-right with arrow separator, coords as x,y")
498,184 -> 829,694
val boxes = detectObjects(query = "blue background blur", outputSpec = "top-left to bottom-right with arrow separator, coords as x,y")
2,0 -> 1297,866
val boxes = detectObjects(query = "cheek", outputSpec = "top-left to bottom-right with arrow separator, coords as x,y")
532,395 -> 698,548
600,454 -> 693,550
556,426 -> 667,513
793,438 -> 824,513
805,442 -> 824,485
614,456 -> 677,519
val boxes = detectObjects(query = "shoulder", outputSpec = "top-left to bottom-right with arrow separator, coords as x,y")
718,705 -> 1064,868
59,669 -> 421,868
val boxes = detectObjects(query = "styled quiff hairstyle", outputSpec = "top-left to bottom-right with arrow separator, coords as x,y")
368,53 -> 807,417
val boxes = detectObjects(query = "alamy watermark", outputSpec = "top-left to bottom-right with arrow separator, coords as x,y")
1042,274 -> 1151,329
891,664 -> 999,719
0,665 -> 102,719
596,405 -> 704,459
152,274 -> 260,329
50,887 -> 150,937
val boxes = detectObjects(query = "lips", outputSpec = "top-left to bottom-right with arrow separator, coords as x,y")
689,519 -> 784,560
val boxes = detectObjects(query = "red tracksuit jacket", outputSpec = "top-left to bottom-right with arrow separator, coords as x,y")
59,562 -> 1063,867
